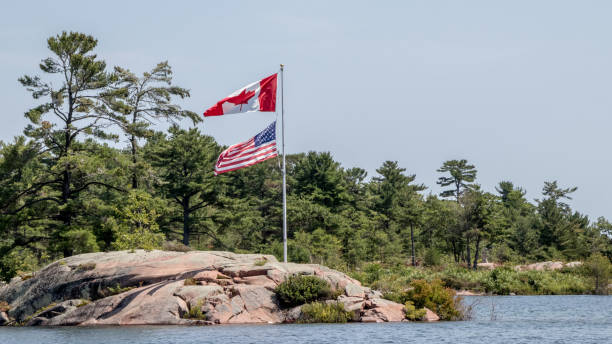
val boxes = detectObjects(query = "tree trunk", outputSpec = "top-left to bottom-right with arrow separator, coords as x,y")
410,224 -> 415,266
466,236 -> 471,267
60,106 -> 73,228
473,234 -> 481,270
130,133 -> 138,189
130,111 -> 138,189
182,198 -> 190,246
456,182 -> 461,202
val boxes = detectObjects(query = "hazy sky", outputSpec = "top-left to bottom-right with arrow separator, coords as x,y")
1,1 -> 611,220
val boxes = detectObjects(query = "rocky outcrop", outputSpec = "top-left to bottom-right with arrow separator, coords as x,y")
514,261 -> 582,271
476,262 -> 501,270
0,250 -> 408,326
422,307 -> 440,322
0,311 -> 8,325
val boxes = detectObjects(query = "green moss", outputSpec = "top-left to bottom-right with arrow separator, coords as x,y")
76,262 -> 96,271
183,278 -> 198,286
274,275 -> 332,307
254,258 -> 267,266
76,300 -> 90,308
19,273 -> 33,281
299,302 -> 352,323
101,283 -> 135,297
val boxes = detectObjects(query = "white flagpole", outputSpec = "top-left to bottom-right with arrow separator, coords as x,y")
280,64 -> 288,263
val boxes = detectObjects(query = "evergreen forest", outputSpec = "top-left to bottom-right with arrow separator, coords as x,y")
2,31 -> 611,284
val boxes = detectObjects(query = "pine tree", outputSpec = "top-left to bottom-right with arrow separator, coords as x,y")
146,126 -> 220,245
18,31 -> 126,255
437,159 -> 477,201
112,62 -> 200,189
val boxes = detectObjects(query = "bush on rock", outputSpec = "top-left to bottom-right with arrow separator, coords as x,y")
274,275 -> 332,307
299,302 -> 352,323
404,301 -> 426,320
384,279 -> 462,320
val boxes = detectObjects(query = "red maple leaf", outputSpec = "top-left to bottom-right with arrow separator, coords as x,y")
225,88 -> 256,111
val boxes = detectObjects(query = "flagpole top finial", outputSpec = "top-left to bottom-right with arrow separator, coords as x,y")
280,64 -> 284,70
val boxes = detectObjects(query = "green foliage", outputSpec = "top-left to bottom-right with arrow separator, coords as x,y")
585,253 -> 611,294
363,264 -> 591,297
111,62 -> 199,189
437,159 -> 477,200
274,275 -> 332,307
184,301 -> 207,320
423,248 -> 441,266
0,248 -> 40,282
146,126 -> 220,246
299,301 -> 352,323
398,279 -> 461,320
383,279 -> 461,320
184,278 -> 197,286
59,229 -> 99,255
161,241 -> 192,252
76,300 -> 90,308
102,283 -> 135,297
1,31 -> 612,287
111,190 -> 164,251
404,300 -> 426,321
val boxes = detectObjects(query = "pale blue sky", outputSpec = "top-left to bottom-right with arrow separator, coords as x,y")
1,1 -> 611,220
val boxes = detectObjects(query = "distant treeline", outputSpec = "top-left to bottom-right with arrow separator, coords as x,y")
1,32 -> 611,281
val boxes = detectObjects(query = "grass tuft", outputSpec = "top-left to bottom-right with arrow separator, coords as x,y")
299,302 -> 352,323
184,278 -> 198,286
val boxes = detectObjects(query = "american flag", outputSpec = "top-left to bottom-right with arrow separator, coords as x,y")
214,121 -> 278,175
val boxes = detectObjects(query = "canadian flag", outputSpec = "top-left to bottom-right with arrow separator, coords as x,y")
203,73 -> 277,117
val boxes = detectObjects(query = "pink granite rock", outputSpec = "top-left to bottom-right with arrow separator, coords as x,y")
362,298 -> 406,322
0,250 -> 407,326
422,307 -> 440,322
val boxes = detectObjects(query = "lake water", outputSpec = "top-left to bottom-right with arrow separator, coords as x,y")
1,296 -> 611,344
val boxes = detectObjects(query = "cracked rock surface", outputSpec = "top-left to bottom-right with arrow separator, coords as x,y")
0,250 -> 407,326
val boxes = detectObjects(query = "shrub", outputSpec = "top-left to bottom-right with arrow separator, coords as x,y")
384,279 -> 462,320
184,278 -> 198,286
76,262 -> 96,271
408,279 -> 462,320
60,229 -> 100,255
0,247 -> 40,282
483,267 -> 529,295
76,300 -> 90,308
585,253 -> 611,295
184,301 -> 206,320
423,248 -> 441,267
299,302 -> 352,323
110,190 -> 165,251
274,275 -> 332,307
162,241 -> 192,252
404,301 -> 426,321
100,283 -> 135,298
254,258 -> 267,266
363,263 -> 384,284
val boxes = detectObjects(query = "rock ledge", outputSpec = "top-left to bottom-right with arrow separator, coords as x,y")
0,250 -> 411,326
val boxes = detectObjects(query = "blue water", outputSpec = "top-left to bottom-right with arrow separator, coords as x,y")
1,296 -> 610,344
